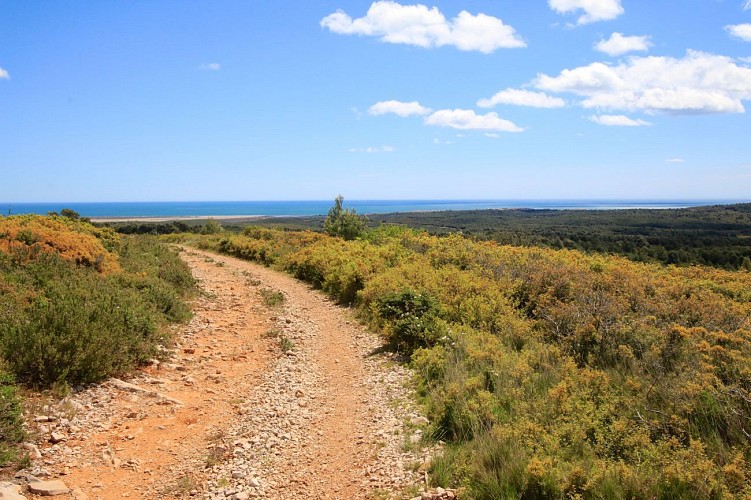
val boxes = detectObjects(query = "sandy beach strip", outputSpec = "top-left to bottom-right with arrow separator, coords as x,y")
90,215 -> 270,223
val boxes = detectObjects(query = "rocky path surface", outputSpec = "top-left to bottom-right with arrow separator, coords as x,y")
14,247 -> 438,499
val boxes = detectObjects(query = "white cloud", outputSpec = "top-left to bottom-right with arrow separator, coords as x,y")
0,67 -> 9,79
477,89 -> 565,108
200,63 -> 221,71
321,1 -> 525,53
349,145 -> 395,153
726,23 -> 751,42
534,50 -> 751,114
485,133 -> 500,138
368,100 -> 432,117
665,158 -> 685,163
433,138 -> 453,144
589,114 -> 651,126
744,1 -> 751,10
425,109 -> 523,132
595,33 -> 652,56
548,0 -> 624,25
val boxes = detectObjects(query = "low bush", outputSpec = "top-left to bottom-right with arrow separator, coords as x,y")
0,214 -> 120,272
0,221 -> 196,477
0,370 -> 25,467
114,236 -> 195,322
0,231 -> 195,388
0,253 -> 162,386
376,290 -> 446,354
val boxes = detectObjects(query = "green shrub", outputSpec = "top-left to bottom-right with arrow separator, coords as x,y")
117,236 -> 196,295
0,236 -> 194,388
0,371 -> 25,466
324,195 -> 367,241
376,290 -> 446,354
201,218 -> 223,235
0,254 -> 162,386
259,288 -> 285,307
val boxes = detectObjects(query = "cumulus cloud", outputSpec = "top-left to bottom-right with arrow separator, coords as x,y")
199,63 -> 221,71
589,114 -> 651,126
424,109 -> 523,132
349,145 -> 395,153
321,1 -> 525,53
726,23 -> 751,42
0,67 -> 9,79
548,0 -> 624,25
477,89 -> 565,108
595,33 -> 652,56
534,50 -> 751,114
368,100 -> 432,117
665,158 -> 685,163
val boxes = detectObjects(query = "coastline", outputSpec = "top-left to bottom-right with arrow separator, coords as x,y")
6,200 -> 743,221
90,215 -> 272,223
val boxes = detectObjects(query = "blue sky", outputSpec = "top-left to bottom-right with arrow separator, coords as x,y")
1,0 -> 751,202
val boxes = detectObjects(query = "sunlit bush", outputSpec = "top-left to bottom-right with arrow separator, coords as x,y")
0,214 -> 120,272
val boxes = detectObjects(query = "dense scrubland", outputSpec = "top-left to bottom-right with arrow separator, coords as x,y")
371,204 -> 751,271
4,207 -> 751,498
121,203 -> 751,271
0,214 -> 194,468
170,224 -> 751,499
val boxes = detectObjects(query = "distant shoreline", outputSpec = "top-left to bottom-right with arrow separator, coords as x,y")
5,200 -> 747,220
90,215 -> 272,223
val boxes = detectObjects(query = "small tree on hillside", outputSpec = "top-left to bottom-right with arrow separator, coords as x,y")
60,208 -> 80,220
201,218 -> 223,235
324,195 -> 367,241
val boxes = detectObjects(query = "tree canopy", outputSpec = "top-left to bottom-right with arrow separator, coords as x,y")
323,195 -> 366,241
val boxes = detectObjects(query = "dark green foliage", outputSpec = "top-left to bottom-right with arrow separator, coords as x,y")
201,218 -> 223,235
0,231 -> 194,477
369,204 -> 751,271
0,253 -> 161,386
0,371 -> 25,466
324,195 -> 367,240
0,236 -> 195,387
376,290 -> 444,354
114,236 -> 195,322
60,208 -> 80,220
106,220 -> 194,235
228,203 -> 751,271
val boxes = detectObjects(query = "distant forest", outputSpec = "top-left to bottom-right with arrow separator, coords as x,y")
103,203 -> 751,271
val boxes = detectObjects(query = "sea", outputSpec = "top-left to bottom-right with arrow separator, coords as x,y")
0,200 -> 745,218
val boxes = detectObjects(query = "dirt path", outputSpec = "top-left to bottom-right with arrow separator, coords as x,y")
21,247 -> 429,499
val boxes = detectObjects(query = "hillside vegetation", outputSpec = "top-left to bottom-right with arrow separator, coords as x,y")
370,204 -> 751,271
153,203 -> 751,271
181,226 -> 751,499
0,215 -> 195,468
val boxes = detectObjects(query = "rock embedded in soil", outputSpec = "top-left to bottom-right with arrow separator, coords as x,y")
0,481 -> 27,500
27,480 -> 71,496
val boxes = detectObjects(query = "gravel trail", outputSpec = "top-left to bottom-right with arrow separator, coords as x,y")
20,247 -> 429,499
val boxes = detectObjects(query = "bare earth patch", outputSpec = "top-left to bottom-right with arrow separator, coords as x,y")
19,247 -> 433,499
